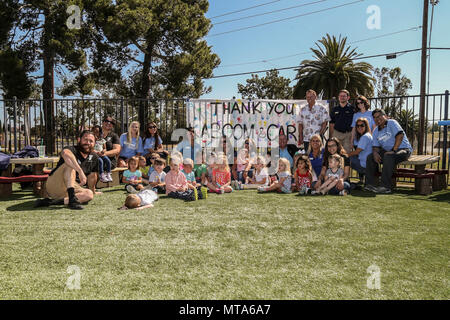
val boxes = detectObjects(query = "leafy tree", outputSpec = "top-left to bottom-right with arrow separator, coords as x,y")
237,69 -> 293,99
0,0 -> 91,153
89,0 -> 220,123
293,34 -> 374,99
373,67 -> 418,144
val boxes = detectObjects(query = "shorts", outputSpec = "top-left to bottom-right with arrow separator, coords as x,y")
46,164 -> 84,199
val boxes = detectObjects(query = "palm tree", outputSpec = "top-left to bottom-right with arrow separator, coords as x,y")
293,34 -> 374,99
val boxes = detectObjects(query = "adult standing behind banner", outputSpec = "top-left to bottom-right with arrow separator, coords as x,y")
297,89 -> 330,152
101,115 -> 121,170
364,109 -> 412,194
118,121 -> 145,168
35,130 -> 99,210
176,126 -> 202,162
329,89 -> 354,153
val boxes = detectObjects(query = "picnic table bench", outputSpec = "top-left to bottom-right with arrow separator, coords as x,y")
96,167 -> 128,189
391,155 -> 445,195
0,157 -> 59,197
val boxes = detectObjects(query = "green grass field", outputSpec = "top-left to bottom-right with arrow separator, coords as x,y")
0,185 -> 449,300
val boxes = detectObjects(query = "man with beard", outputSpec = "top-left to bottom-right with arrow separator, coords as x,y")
35,130 -> 99,210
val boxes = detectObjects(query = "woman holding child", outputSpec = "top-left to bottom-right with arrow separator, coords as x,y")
315,137 -> 351,195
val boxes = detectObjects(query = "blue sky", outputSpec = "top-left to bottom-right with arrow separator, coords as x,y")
201,0 -> 450,99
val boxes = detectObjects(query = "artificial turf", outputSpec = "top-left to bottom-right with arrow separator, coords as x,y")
0,185 -> 449,299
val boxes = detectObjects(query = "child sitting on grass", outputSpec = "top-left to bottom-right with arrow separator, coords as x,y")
294,154 -> 315,195
209,153 -> 233,194
165,157 -> 197,201
238,155 -> 269,189
139,155 -> 152,184
194,150 -> 207,185
118,188 -> 158,210
312,154 -> 347,196
149,158 -> 166,194
122,156 -> 144,193
182,158 -> 208,199
258,158 -> 292,193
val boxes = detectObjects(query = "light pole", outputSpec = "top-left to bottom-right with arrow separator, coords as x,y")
418,0 -> 429,155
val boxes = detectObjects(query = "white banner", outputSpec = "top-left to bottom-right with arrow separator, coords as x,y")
186,99 -> 329,147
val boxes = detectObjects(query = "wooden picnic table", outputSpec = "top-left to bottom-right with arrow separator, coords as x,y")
396,154 -> 442,195
0,157 -> 59,197
400,154 -> 440,173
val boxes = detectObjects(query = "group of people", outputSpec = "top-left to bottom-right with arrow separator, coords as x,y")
34,88 -> 413,210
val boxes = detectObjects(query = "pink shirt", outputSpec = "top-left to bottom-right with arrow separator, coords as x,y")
165,170 -> 188,194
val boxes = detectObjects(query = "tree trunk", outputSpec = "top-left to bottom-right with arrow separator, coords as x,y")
138,40 -> 154,126
42,12 -> 55,154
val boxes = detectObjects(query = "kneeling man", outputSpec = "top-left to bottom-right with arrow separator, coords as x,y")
35,130 -> 99,210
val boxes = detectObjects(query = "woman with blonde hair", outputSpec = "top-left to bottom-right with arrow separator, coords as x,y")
118,121 -> 144,167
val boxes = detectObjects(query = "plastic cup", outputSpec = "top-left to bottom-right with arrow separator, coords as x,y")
37,145 -> 45,158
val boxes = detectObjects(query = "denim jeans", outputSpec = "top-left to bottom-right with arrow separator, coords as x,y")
98,156 -> 111,174
365,149 -> 411,188
350,156 -> 366,175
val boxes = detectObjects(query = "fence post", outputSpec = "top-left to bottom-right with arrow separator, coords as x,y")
13,96 -> 18,153
120,98 -> 125,134
442,90 -> 449,170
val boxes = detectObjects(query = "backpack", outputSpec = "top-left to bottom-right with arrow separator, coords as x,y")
0,152 -> 11,171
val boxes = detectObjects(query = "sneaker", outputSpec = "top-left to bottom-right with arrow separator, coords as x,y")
339,190 -> 348,196
34,198 -> 52,207
219,188 -> 225,194
100,172 -> 109,183
364,184 -> 377,193
305,188 -> 312,195
107,172 -> 113,182
68,197 -> 83,210
258,186 -> 268,193
126,185 -> 137,194
375,186 -> 392,194
200,187 -> 208,199
311,190 -> 321,196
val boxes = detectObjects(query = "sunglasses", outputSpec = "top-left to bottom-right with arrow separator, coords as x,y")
148,126 -> 157,129
104,119 -> 115,125
356,124 -> 366,128
150,157 -> 157,160
357,101 -> 364,105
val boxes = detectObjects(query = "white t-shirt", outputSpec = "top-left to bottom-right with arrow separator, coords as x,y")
255,168 -> 269,186
149,170 -> 166,183
137,189 -> 158,206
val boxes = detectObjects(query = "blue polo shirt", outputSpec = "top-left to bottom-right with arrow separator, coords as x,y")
309,149 -> 324,178
372,119 -> 413,152
280,147 -> 294,168
330,103 -> 354,133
